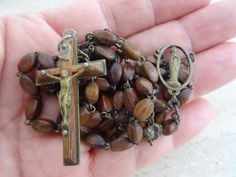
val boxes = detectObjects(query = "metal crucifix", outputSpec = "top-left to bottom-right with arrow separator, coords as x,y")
35,30 -> 107,165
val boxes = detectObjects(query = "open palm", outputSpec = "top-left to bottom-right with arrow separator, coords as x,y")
0,0 -> 236,177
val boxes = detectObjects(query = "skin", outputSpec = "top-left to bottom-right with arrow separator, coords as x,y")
0,0 -> 236,177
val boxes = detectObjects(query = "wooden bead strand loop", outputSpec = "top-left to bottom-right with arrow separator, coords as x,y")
17,29 -> 195,156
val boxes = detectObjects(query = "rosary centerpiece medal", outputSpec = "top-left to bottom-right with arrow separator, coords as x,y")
17,29 -> 194,166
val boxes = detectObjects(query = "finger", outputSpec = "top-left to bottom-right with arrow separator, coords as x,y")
0,15 -> 60,125
42,0 -> 209,38
180,0 -> 236,52
0,20 -> 4,75
129,0 -> 236,54
18,131 -> 91,177
131,30 -> 236,98
100,0 -> 210,36
90,99 -> 213,177
193,42 -> 236,98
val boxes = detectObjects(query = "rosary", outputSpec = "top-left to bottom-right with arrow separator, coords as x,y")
17,29 -> 194,166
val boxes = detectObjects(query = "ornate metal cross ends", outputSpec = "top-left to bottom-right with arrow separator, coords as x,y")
17,29 -> 194,166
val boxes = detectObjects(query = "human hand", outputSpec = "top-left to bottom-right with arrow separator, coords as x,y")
0,0 -> 236,177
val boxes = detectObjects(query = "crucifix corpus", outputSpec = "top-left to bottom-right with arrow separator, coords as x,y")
35,30 -> 107,166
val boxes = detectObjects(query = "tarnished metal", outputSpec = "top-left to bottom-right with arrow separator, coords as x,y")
155,44 -> 194,95
36,30 -> 107,166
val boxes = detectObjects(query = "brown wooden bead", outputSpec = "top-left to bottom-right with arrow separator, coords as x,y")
163,87 -> 172,101
110,137 -> 133,151
146,56 -> 156,64
113,91 -> 124,111
97,94 -> 113,112
31,118 -> 56,133
179,70 -> 188,83
114,109 -> 126,124
18,53 -> 37,73
84,134 -> 106,149
133,98 -> 154,121
85,81 -> 99,104
122,63 -> 135,81
37,53 -> 56,69
80,106 -> 91,125
127,123 -> 143,144
123,88 -> 139,112
25,98 -> 42,121
94,30 -> 118,46
162,119 -> 178,136
95,78 -> 110,91
109,62 -> 122,84
19,73 -> 38,96
154,99 -> 167,113
103,128 -> 123,142
83,111 -> 102,129
177,87 -> 192,105
154,111 -> 167,124
140,61 -> 158,83
135,77 -> 153,95
122,41 -> 142,61
94,46 -> 116,62
97,119 -> 114,132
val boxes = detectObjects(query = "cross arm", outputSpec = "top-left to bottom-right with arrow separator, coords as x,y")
36,59 -> 107,86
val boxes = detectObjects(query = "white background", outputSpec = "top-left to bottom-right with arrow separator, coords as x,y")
0,0 -> 235,177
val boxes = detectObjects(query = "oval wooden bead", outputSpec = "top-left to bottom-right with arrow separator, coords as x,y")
37,53 -> 56,69
127,123 -> 143,144
154,99 -> 167,113
154,111 -> 167,124
122,63 -> 135,81
123,88 -> 139,112
97,94 -> 113,112
109,62 -> 122,84
83,111 -> 102,129
110,137 -> 133,151
85,81 -> 99,104
84,134 -> 106,149
140,61 -> 158,83
162,119 -> 178,136
103,128 -> 123,142
97,119 -> 114,132
179,70 -> 188,83
31,118 -> 56,133
135,77 -> 153,95
114,109 -> 126,124
19,74 -> 38,96
133,98 -> 154,121
94,46 -> 116,62
113,91 -> 124,111
94,30 -> 118,46
95,78 -> 110,91
162,87 -> 172,101
80,106 -> 91,125
177,87 -> 192,105
25,98 -> 42,121
146,56 -> 156,64
122,41 -> 142,61
18,53 -> 37,73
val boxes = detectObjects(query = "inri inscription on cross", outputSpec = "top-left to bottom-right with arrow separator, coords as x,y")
35,30 -> 107,165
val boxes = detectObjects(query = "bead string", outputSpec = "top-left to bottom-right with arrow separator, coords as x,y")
17,29 -> 193,151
